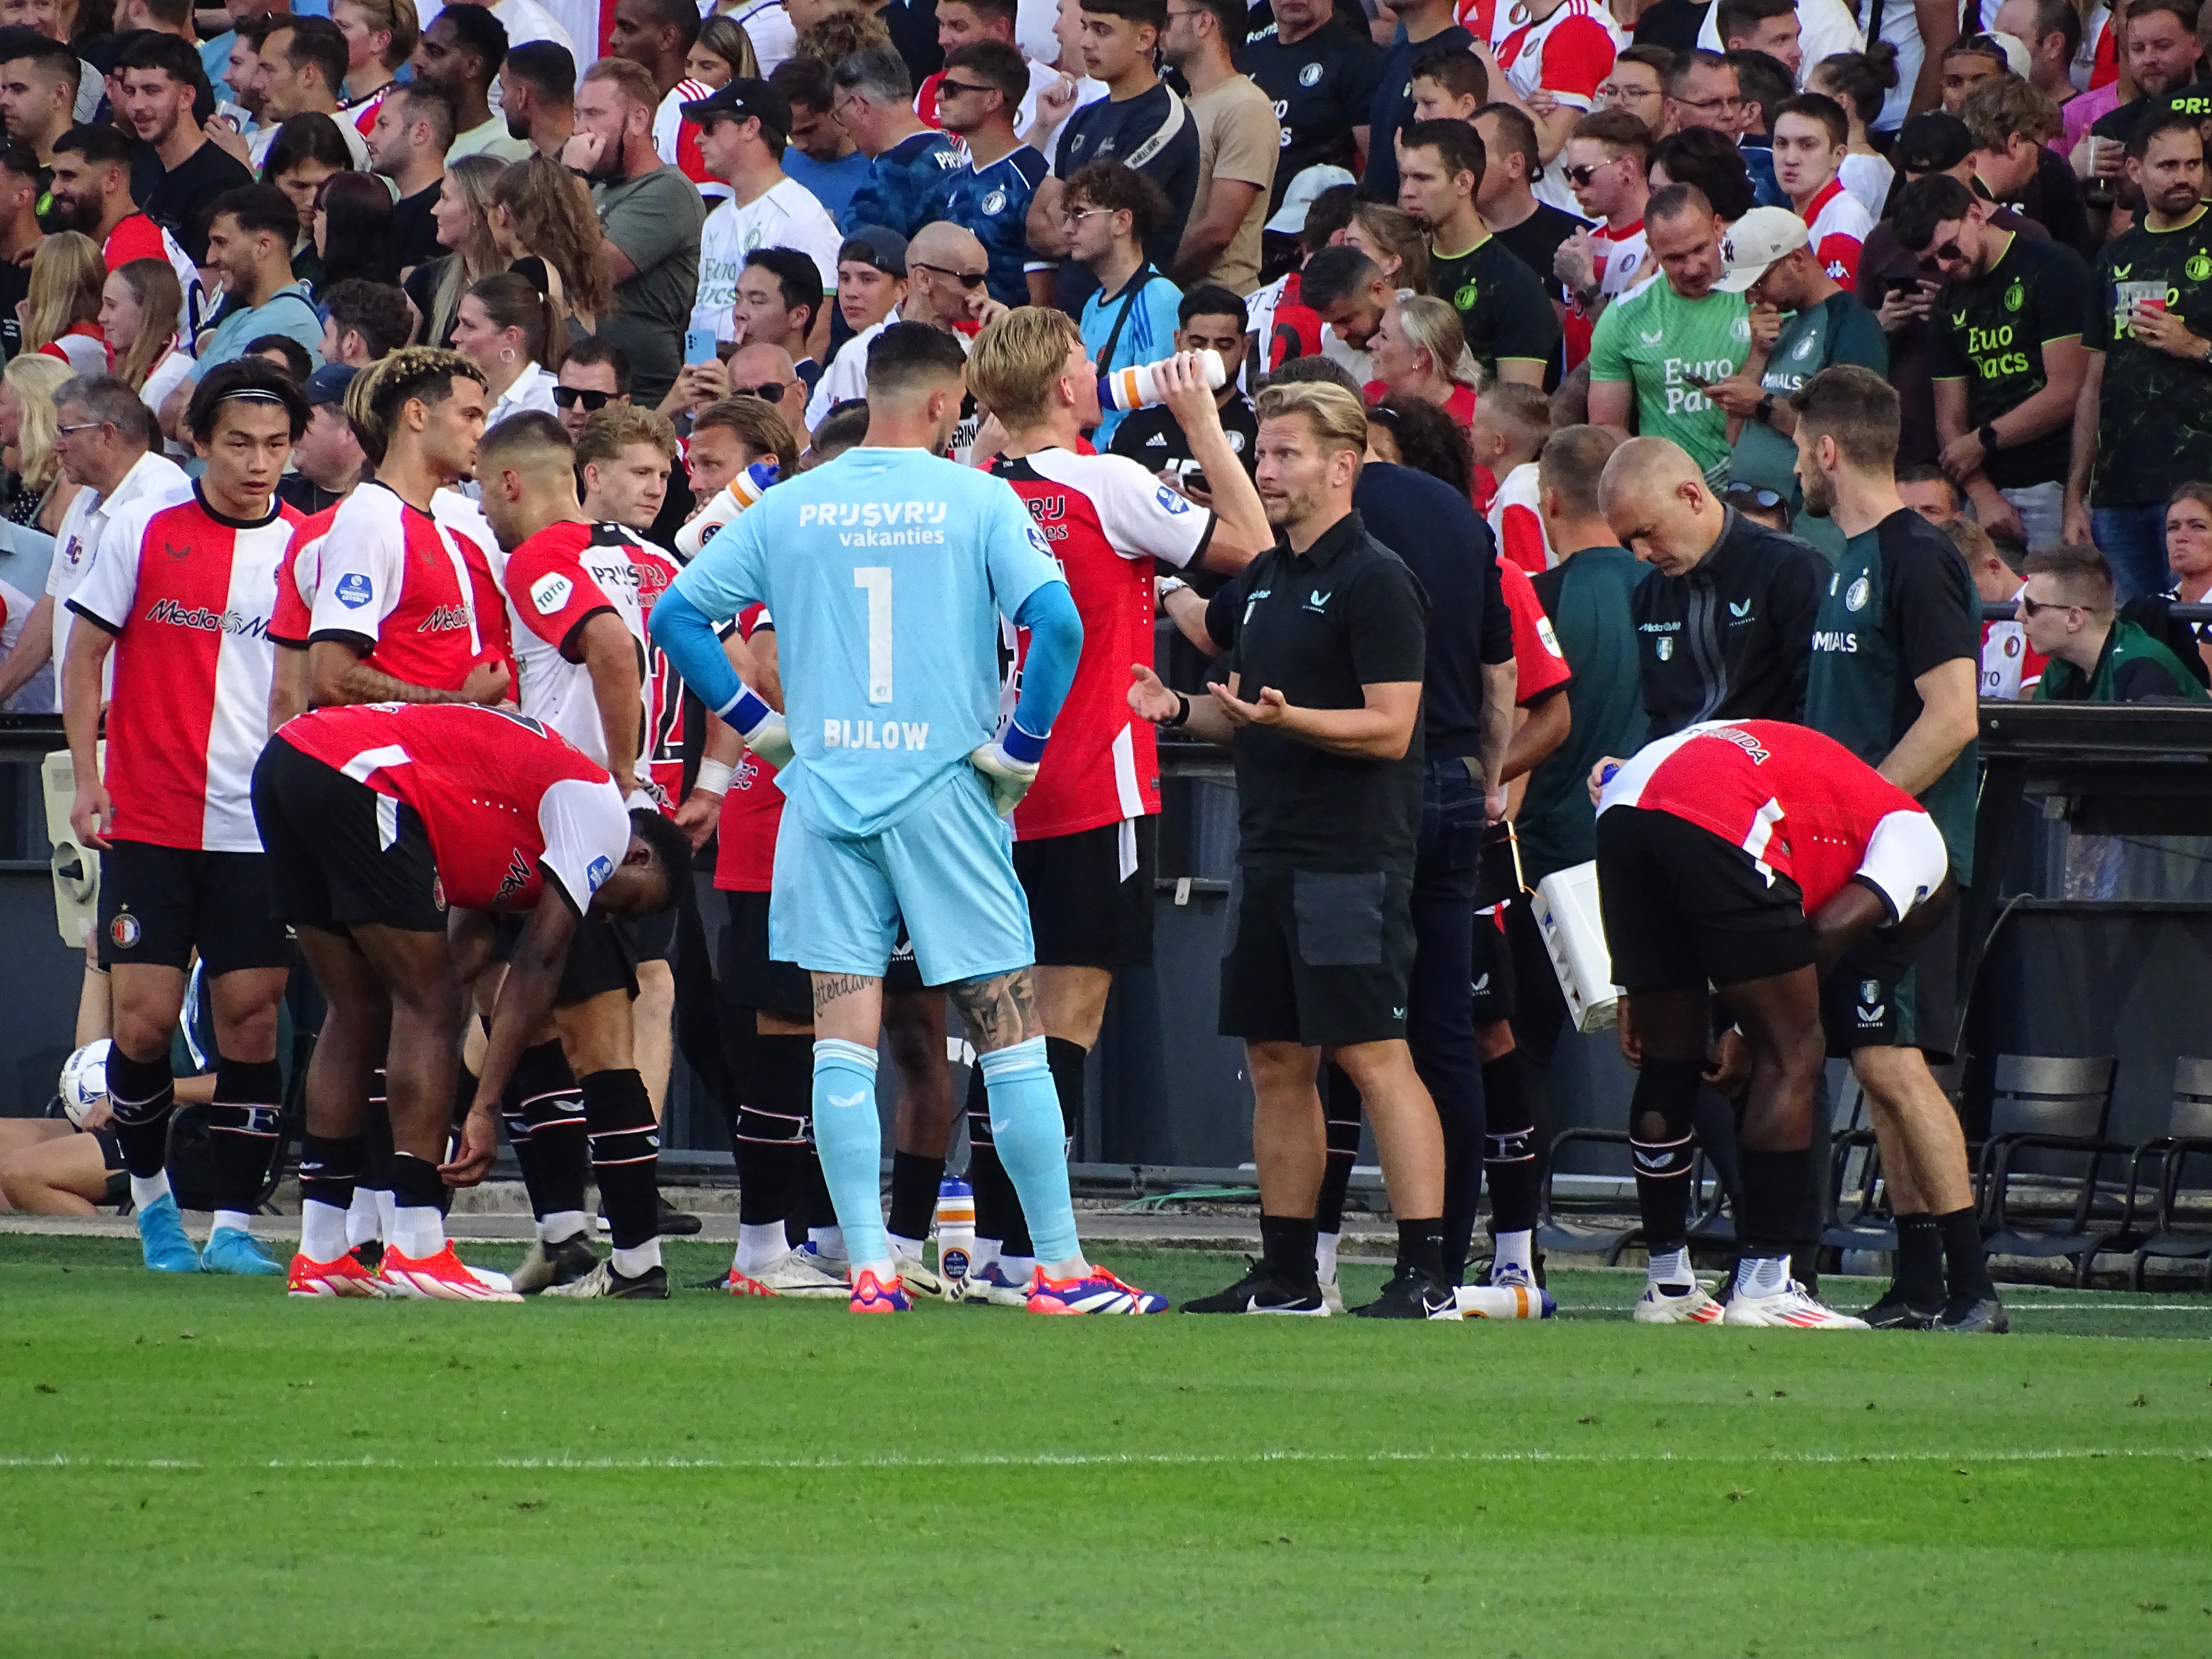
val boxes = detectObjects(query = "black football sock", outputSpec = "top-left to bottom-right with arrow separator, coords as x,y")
207,1055 -> 282,1220
501,1039 -> 588,1237
1396,1217 -> 1447,1283
1044,1035 -> 1086,1156
103,1043 -> 175,1184
1481,1050 -> 1540,1235
886,1150 -> 945,1246
1736,1147 -> 1818,1273
581,1068 -> 661,1264
1892,1212 -> 1944,1308
1313,1063 -> 1362,1238
1936,1205 -> 1996,1301
1629,1058 -> 1702,1255
740,1033 -> 815,1232
1259,1213 -> 1319,1287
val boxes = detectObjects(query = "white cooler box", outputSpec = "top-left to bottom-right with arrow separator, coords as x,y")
42,747 -> 99,949
1532,860 -> 1621,1033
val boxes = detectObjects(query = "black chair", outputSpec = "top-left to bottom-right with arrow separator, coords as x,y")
1820,1074 -> 1893,1264
1976,1054 -> 2123,1286
1536,1128 -> 1644,1264
2123,1058 -> 2212,1290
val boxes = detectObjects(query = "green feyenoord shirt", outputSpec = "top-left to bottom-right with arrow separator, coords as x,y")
2091,205 -> 2212,506
1729,292 -> 1888,561
2034,618 -> 2212,701
1805,509 -> 1981,882
1588,276 -> 1751,477
1927,231 -> 2097,492
1428,233 -> 1562,383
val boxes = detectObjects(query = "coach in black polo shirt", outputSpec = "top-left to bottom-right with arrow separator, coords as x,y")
1598,433 -> 1828,735
1130,378 -> 1452,1319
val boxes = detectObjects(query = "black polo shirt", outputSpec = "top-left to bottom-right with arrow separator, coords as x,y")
1211,509 -> 1429,874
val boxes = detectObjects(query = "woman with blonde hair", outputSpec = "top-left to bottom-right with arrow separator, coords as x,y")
687,12 -> 760,85
1344,201 -> 1432,297
21,232 -> 109,378
491,156 -> 614,335
403,153 -> 506,348
100,259 -> 191,412
1366,294 -> 1481,428
0,354 -> 81,534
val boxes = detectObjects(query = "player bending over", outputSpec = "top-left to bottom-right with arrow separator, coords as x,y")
1590,719 -> 1955,1330
253,701 -> 690,1299
651,320 -> 1163,1315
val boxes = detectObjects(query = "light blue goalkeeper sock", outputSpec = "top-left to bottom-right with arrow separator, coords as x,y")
980,1036 -> 1081,1268
812,1039 -> 888,1272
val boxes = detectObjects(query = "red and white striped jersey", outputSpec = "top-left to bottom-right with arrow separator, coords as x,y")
627,536 -> 689,809
987,447 -> 1214,840
271,502 -> 339,646
309,481 -> 507,693
1801,178 -> 1871,287
67,484 -> 302,852
1489,461 -> 1554,575
1499,554 -> 1571,704
278,702 -> 631,914
655,81 -> 729,203
1454,0 -> 1508,44
1597,720 -> 1947,918
1496,0 -> 1623,111
1563,217 -> 1647,369
502,520 -> 651,784
1981,580 -> 2046,699
713,605 -> 784,894
342,81 -> 393,142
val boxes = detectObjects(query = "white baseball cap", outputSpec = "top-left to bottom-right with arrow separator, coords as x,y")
1713,207 -> 1811,293
1266,164 -> 1358,235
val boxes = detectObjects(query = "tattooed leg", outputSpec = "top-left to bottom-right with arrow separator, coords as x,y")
809,972 -> 882,1048
947,969 -> 1041,1055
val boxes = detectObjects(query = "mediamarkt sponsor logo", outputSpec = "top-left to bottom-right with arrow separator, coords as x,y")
145,597 -> 269,637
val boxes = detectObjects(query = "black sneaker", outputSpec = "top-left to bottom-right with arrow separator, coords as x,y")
1857,1287 -> 1941,1330
656,1196 -> 702,1236
1934,1293 -> 2008,1333
350,1240 -> 384,1273
1351,1265 -> 1456,1319
510,1232 -> 601,1295
1182,1259 -> 1328,1315
543,1260 -> 669,1300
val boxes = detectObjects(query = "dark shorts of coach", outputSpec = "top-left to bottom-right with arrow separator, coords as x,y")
1595,806 -> 1814,991
254,737 -> 445,934
1821,894 -> 1962,1062
98,840 -> 291,973
1218,864 -> 1417,1048
722,888 -> 929,1017
1013,816 -> 1155,970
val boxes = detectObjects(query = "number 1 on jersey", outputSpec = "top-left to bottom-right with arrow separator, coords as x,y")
853,566 -> 892,703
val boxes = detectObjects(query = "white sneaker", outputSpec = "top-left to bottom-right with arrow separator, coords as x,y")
895,1251 -> 949,1301
725,1249 -> 850,1298
1723,1280 -> 1870,1329
1633,1278 -> 1727,1324
963,1262 -> 1031,1307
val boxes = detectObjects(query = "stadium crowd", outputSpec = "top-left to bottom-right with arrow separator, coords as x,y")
0,0 -> 2208,1329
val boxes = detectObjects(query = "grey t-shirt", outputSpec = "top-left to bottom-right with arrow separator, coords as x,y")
592,165 -> 707,408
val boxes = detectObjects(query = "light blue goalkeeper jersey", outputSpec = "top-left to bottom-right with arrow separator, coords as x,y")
669,445 -> 1066,838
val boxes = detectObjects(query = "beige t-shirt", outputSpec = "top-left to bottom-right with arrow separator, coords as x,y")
1187,74 -> 1279,296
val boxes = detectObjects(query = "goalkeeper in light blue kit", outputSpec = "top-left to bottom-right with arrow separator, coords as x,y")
650,323 -> 1164,1315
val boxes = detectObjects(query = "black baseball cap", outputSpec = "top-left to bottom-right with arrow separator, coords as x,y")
681,77 -> 790,143
838,225 -> 908,278
1896,112 -> 1973,175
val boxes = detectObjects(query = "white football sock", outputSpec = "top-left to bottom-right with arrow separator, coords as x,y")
1735,1254 -> 1790,1298
1315,1230 -> 1340,1285
888,1231 -> 926,1260
734,1222 -> 787,1274
1042,1254 -> 1089,1282
392,1205 -> 444,1260
1493,1229 -> 1534,1275
300,1199 -> 349,1262
611,1239 -> 661,1278
1647,1246 -> 1692,1287
970,1238 -> 1001,1277
808,1225 -> 845,1259
346,1186 -> 381,1247
538,1209 -> 589,1246
212,1209 -> 253,1237
129,1172 -> 172,1212
373,1188 -> 396,1241
998,1254 -> 1036,1286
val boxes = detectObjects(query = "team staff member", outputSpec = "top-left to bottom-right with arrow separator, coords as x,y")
1592,720 -> 1956,1330
966,312 -> 1269,1301
1788,365 -> 2002,1335
253,701 -> 691,1301
1130,380 -> 1453,1319
1598,434 -> 1827,737
61,361 -> 306,1281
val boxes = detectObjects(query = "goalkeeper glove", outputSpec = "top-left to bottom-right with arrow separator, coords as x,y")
715,684 -> 795,771
969,720 -> 1047,817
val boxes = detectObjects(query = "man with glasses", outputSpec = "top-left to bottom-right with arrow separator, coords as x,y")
803,221 -> 998,446
936,38 -> 1053,308
1555,108 -> 1650,368
832,45 -> 963,238
1061,159 -> 1185,442
1596,44 -> 1669,131
1662,49 -> 1744,138
554,339 -> 633,442
1895,172 -> 2094,551
686,77 -> 842,356
723,341 -> 813,439
2023,544 -> 2212,701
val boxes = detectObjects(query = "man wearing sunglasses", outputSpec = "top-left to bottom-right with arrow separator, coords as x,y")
554,340 -> 633,442
2022,543 -> 2212,702
685,78 -> 842,358
936,38 -> 1054,308
1895,172 -> 2094,551
803,221 -> 998,447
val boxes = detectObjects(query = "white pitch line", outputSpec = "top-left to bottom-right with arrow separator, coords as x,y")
1555,1303 -> 2212,1314
3,1447 -> 2206,1474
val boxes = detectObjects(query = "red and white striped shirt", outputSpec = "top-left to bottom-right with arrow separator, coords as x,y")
1563,216 -> 1647,370
1488,460 -> 1554,575
1801,177 -> 1871,288
627,535 -> 688,810
309,481 -> 508,693
502,520 -> 652,789
271,502 -> 338,646
1496,0 -> 1623,111
278,702 -> 631,914
1597,720 -> 1947,918
713,605 -> 783,894
988,447 -> 1214,840
68,484 -> 301,852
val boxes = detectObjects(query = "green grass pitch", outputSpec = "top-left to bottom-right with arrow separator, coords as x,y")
4,1234 -> 2210,1657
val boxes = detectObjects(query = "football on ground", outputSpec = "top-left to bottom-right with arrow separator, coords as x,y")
4,1236 -> 2208,1656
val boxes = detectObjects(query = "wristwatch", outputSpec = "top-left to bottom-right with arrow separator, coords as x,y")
1978,421 -> 2002,455
1755,393 -> 1775,425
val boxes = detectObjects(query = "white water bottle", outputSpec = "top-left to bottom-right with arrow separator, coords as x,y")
1452,1284 -> 1551,1319
934,1177 -> 975,1299
1097,347 -> 1225,413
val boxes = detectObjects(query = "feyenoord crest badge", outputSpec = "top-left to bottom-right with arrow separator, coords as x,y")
109,911 -> 141,949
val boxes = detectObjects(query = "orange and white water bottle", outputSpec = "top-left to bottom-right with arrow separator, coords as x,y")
935,1177 -> 975,1298
1097,348 -> 1226,414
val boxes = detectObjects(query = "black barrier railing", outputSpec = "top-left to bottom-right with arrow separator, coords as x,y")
1979,601 -> 2212,622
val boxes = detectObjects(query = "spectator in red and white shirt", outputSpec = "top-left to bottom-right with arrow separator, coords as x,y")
604,0 -> 731,202
1478,0 -> 1624,186
308,347 -> 513,708
333,0 -> 417,142
964,312 -> 1271,1293
58,361 -> 306,1283
1555,109 -> 1650,370
48,125 -> 206,332
1773,94 -> 1871,287
1947,513 -> 2046,699
1473,383 -> 1558,574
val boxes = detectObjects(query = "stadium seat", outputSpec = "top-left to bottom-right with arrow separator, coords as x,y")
1536,1128 -> 1644,1264
1974,1054 -> 2124,1287
2121,1057 -> 2212,1291
1820,1061 -> 1967,1268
